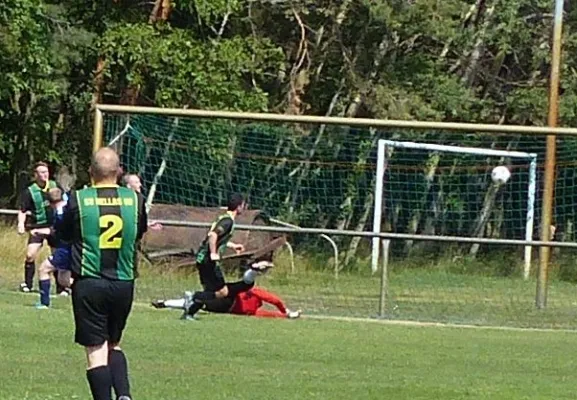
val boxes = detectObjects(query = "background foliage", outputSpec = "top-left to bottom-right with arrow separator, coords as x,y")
3,0 -> 577,270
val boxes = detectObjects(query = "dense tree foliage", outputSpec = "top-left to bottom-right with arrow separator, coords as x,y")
2,0 -> 577,264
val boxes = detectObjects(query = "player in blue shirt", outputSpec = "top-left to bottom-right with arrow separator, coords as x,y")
30,187 -> 72,308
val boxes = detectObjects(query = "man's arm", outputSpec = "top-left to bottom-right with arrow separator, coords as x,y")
136,193 -> 148,240
208,217 -> 244,259
252,288 -> 288,314
58,191 -> 77,243
208,231 -> 219,259
17,190 -> 33,234
17,211 -> 27,235
226,240 -> 244,253
30,227 -> 52,236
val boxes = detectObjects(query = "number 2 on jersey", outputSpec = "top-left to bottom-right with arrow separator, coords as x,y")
99,215 -> 123,249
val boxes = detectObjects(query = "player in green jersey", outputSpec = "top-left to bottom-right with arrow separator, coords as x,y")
59,148 -> 147,400
17,161 -> 67,295
182,194 -> 272,320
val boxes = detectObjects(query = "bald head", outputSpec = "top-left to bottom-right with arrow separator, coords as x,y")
90,147 -> 120,184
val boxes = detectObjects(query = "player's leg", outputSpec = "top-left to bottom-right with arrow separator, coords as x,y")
71,278 -> 114,400
240,259 -> 274,286
225,260 -> 275,298
203,297 -> 235,314
151,296 -> 186,309
107,280 -> 135,400
52,246 -> 73,291
37,257 -> 56,308
184,263 -> 228,319
48,236 -> 68,296
57,270 -> 73,289
85,342 -> 112,400
21,236 -> 43,292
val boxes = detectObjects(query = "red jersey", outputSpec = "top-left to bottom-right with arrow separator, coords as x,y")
230,287 -> 287,317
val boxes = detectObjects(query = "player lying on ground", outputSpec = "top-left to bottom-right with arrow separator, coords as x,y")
152,284 -> 301,319
30,188 -> 73,308
179,259 -> 273,320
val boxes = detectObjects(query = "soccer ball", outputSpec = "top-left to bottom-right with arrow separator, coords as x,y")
491,166 -> 511,185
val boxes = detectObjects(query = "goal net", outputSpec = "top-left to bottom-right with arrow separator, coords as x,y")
98,108 -> 577,329
372,139 -> 537,278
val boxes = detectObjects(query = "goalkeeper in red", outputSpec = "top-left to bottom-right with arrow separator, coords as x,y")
229,287 -> 301,318
182,193 -> 270,320
153,285 -> 301,319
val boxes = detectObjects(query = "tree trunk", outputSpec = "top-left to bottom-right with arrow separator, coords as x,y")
461,0 -> 497,87
91,56 -> 106,109
285,84 -> 343,215
344,190 -> 374,267
146,118 -> 178,211
469,182 -> 502,256
404,152 -> 440,254
149,0 -> 172,23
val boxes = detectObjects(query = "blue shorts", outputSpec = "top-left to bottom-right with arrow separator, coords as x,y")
49,247 -> 71,271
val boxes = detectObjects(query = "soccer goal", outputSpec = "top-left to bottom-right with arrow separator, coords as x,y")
371,139 -> 538,278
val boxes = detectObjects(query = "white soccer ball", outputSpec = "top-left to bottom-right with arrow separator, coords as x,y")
491,166 -> 511,185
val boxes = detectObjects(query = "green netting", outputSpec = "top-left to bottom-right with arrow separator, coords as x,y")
102,113 -> 577,241
100,111 -> 577,329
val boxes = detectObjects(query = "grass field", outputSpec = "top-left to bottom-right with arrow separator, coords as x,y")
2,290 -> 577,400
2,224 -> 577,399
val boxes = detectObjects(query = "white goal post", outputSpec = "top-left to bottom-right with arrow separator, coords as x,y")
371,139 -> 538,279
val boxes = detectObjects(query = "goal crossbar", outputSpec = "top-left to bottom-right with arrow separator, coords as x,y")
372,139 -> 538,279
93,105 -> 577,153
379,140 -> 537,159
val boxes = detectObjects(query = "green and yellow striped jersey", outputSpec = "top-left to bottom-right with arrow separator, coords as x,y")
59,185 -> 148,280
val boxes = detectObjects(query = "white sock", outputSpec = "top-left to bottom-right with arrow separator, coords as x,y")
243,269 -> 258,284
164,299 -> 186,309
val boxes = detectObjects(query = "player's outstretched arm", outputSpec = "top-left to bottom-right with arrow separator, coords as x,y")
252,288 -> 287,314
226,241 -> 244,253
252,287 -> 301,319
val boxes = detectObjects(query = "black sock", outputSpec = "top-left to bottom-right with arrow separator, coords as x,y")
109,350 -> 131,398
86,366 -> 113,400
187,291 -> 216,317
24,261 -> 35,289
187,301 -> 203,316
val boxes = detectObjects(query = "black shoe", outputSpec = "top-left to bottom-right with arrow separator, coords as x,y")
151,300 -> 166,309
19,283 -> 31,293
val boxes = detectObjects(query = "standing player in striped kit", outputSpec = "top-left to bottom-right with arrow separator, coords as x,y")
17,161 -> 66,295
59,148 -> 148,400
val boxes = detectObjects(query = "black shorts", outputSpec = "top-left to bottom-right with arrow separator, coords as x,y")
27,232 -> 52,246
71,278 -> 134,347
197,261 -> 226,292
203,297 -> 235,314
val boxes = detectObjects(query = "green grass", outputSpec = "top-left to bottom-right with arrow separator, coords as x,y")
1,223 -> 577,329
2,290 -> 577,400
3,225 -> 577,398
